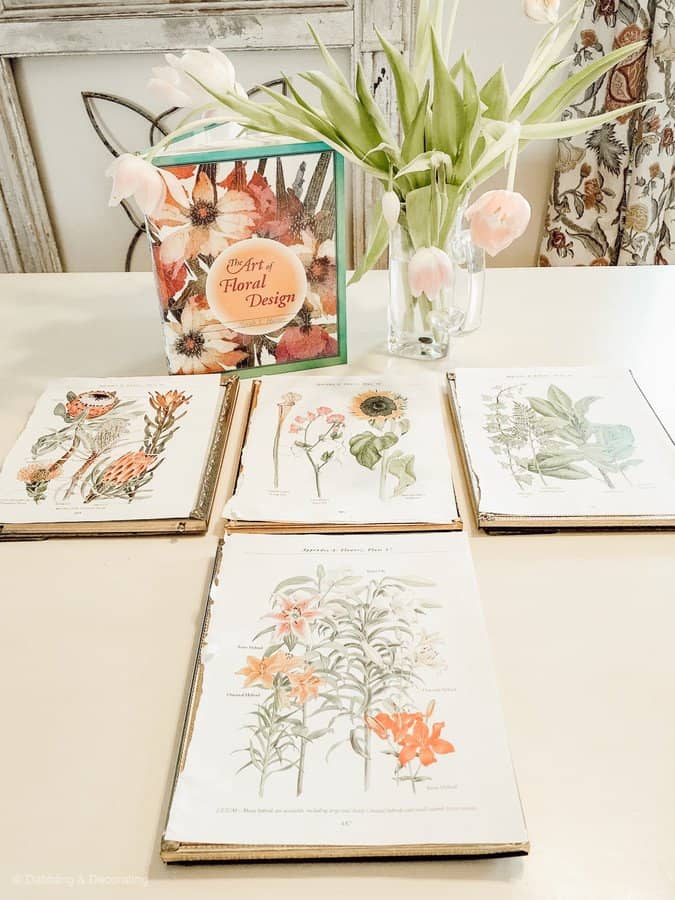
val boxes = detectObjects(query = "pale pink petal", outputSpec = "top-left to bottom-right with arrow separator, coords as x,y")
466,190 -> 531,257
407,246 -> 453,301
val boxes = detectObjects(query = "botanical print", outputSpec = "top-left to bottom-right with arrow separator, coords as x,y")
164,532 -> 528,850
289,406 -> 345,498
224,376 -> 459,526
272,391 -> 301,489
84,389 -> 191,502
349,390 -> 417,500
235,562 -> 453,797
541,1 -> 675,266
148,152 -> 340,373
15,387 -> 190,505
485,382 -> 642,489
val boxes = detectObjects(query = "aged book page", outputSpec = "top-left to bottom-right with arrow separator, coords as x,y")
0,376 -> 223,524
165,532 -> 526,850
224,375 -> 459,526
451,367 -> 675,520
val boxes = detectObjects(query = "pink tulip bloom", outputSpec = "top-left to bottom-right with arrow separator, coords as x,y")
316,406 -> 332,416
407,247 -> 453,301
465,190 -> 531,257
106,153 -> 186,217
326,413 -> 345,424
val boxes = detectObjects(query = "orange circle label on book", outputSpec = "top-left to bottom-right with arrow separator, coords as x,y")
206,238 -> 307,336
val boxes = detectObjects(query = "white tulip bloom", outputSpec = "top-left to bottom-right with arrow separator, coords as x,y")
106,153 -> 186,216
148,47 -> 245,109
381,191 -> 401,230
523,0 -> 560,24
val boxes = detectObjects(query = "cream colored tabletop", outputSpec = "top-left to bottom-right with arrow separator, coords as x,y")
0,267 -> 674,900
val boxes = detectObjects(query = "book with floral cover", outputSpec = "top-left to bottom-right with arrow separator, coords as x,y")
447,367 -> 675,531
161,531 -> 527,861
0,375 -> 238,538
147,140 -> 347,378
223,375 -> 461,532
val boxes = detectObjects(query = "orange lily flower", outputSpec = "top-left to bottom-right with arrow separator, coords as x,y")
288,666 -> 323,704
398,720 -> 455,767
235,651 -> 303,688
366,711 -> 423,743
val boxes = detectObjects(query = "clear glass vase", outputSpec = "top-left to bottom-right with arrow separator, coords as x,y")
387,206 -> 486,359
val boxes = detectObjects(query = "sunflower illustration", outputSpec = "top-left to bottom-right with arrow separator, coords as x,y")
351,390 -> 406,423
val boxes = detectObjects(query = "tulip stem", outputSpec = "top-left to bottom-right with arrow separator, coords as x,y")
506,123 -> 521,192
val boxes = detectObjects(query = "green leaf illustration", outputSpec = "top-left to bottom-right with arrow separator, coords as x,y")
547,384 -> 574,415
349,431 -> 398,469
527,461 -> 590,479
526,396 -> 560,418
592,423 -> 636,459
386,451 -> 417,496
574,396 -> 600,417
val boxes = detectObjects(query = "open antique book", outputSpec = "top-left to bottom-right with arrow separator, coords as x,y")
447,367 -> 675,532
224,375 -> 461,532
162,532 -> 528,861
0,375 -> 238,538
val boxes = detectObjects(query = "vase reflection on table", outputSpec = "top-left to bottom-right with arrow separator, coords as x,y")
387,203 -> 486,360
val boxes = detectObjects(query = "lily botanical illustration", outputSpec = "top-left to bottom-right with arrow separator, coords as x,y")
84,389 -> 191,502
485,382 -> 642,489
235,564 -> 447,797
267,592 -> 320,641
367,700 -> 454,792
349,390 -> 417,500
272,391 -> 301,489
290,405 -> 345,498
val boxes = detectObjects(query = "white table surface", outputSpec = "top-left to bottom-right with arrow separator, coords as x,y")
0,267 -> 674,900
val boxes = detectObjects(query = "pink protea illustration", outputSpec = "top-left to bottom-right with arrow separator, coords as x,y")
99,450 -> 158,486
65,390 -> 118,420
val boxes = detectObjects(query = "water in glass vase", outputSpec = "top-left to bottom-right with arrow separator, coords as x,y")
387,221 -> 483,360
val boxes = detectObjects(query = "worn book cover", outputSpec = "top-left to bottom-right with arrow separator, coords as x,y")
162,532 -> 527,861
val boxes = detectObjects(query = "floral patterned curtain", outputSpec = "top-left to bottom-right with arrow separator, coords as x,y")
540,0 -> 675,266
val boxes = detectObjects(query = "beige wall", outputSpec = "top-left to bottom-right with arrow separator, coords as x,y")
451,2 -> 561,267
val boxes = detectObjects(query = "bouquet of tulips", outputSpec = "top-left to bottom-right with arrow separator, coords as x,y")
108,0 -> 646,290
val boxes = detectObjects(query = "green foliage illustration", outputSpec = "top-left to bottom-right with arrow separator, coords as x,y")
484,382 -> 642,489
